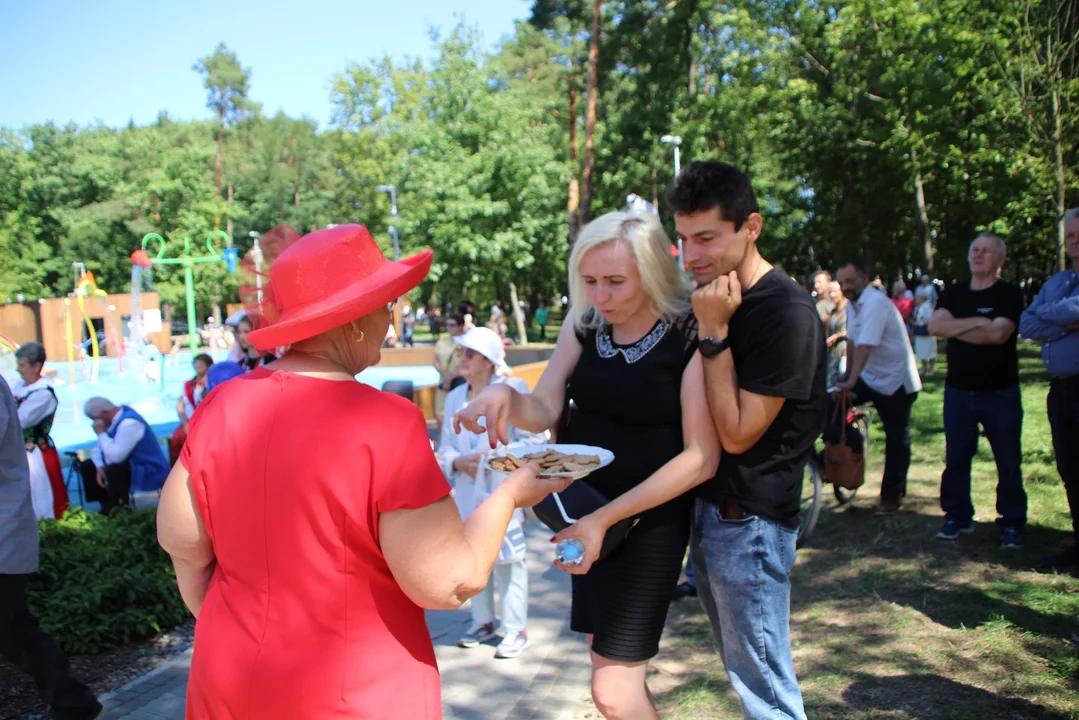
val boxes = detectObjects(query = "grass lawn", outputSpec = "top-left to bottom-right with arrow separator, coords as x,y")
575,344 -> 1079,719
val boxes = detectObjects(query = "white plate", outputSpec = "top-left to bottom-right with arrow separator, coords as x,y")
483,443 -> 615,479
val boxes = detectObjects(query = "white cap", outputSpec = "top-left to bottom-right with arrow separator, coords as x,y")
454,326 -> 508,370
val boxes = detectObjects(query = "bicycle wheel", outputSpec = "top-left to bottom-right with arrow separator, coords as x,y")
799,460 -> 824,545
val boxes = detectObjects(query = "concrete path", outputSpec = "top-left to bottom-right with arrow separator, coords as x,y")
99,522 -> 591,719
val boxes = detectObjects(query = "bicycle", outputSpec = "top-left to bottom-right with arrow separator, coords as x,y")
798,397 -> 873,544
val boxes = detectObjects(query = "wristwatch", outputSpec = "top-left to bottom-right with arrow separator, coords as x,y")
699,336 -> 730,359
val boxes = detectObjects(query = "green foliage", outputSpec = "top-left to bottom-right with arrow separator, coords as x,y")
26,507 -> 188,656
1,6 -> 1075,314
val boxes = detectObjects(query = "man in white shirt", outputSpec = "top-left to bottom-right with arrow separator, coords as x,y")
836,263 -> 922,514
78,397 -> 169,514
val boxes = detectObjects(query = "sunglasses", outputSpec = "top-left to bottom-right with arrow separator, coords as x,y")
387,299 -> 397,312
446,321 -> 459,328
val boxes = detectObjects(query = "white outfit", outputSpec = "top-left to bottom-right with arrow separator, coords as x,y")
92,415 -> 145,468
12,378 -> 58,520
848,289 -> 922,395
438,375 -> 547,632
912,302 -> 937,361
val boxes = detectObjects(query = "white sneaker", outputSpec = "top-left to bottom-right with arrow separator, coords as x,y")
494,631 -> 530,659
457,622 -> 497,648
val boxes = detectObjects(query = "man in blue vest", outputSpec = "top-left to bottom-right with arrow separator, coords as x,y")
78,397 -> 169,515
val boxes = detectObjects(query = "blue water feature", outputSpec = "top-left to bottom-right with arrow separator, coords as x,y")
2,352 -> 441,455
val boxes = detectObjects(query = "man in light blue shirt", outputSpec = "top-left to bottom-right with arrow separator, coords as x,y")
1020,208 -> 1079,569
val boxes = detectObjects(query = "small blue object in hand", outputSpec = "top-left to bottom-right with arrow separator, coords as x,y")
555,538 -> 585,567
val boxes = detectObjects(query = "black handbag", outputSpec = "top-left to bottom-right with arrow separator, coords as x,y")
532,481 -> 637,562
533,397 -> 636,562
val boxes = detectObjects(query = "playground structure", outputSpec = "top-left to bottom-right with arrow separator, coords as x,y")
129,249 -> 155,350
70,264 -> 114,384
141,230 -> 236,352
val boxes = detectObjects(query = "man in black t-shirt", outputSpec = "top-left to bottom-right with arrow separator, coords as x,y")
929,233 -> 1027,548
670,161 -> 823,720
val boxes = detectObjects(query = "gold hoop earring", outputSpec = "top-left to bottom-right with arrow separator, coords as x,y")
352,329 -> 365,343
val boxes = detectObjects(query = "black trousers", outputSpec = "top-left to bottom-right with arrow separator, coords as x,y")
79,459 -> 132,515
0,574 -> 100,720
1049,378 -> 1079,544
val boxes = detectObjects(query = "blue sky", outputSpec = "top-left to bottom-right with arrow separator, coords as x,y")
0,0 -> 531,131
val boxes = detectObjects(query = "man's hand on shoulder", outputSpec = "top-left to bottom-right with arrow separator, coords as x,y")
692,271 -> 742,338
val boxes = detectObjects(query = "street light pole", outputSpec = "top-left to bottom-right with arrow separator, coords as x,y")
375,184 -> 399,261
661,135 -> 683,261
376,184 -> 402,340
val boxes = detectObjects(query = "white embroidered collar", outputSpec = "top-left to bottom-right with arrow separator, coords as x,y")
596,320 -> 669,364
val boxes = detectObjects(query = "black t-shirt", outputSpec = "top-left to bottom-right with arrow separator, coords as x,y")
937,280 -> 1023,390
697,269 -> 827,527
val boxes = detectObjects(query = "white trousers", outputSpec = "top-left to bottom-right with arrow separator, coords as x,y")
470,558 -> 528,633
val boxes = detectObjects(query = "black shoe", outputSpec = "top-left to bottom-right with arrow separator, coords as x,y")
671,582 -> 697,600
1038,548 -> 1079,571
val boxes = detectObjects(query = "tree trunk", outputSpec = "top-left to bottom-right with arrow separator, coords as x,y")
226,183 -> 234,248
911,148 -> 933,274
581,0 -> 602,226
567,75 -> 581,247
1053,86 -> 1067,272
214,126 -> 224,194
509,282 -> 529,346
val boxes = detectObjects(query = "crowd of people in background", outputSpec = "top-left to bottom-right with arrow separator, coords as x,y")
809,210 -> 1079,562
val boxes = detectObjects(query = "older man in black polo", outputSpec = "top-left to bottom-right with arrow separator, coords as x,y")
930,233 -> 1026,549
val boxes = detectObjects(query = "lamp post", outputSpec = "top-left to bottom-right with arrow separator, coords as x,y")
375,184 -> 399,261
660,135 -> 683,261
375,184 -> 402,339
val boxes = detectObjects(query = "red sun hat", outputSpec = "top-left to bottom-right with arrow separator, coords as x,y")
245,224 -> 432,352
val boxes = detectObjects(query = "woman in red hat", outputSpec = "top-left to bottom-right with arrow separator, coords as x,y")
156,225 -> 570,720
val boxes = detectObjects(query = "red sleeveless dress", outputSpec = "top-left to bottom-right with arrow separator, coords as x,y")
180,368 -> 450,719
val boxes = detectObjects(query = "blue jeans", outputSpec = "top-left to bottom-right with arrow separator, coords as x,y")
940,384 -> 1026,527
690,499 -> 805,720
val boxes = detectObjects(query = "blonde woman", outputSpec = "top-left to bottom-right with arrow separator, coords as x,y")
439,326 -> 547,658
455,211 -> 719,720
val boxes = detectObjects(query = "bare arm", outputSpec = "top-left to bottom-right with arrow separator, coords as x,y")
553,353 -> 720,572
455,319 -> 582,445
928,308 -> 990,338
840,342 -> 872,388
700,346 -> 786,456
380,465 -> 568,610
157,463 -> 216,617
955,318 -> 1017,345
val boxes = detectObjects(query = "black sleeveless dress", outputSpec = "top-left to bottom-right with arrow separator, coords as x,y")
561,311 -> 698,662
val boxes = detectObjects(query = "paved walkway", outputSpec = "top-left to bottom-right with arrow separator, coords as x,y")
99,522 -> 591,719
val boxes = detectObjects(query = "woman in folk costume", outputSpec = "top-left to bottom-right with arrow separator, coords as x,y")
169,353 -> 213,465
438,326 -> 547,659
12,342 -> 69,519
